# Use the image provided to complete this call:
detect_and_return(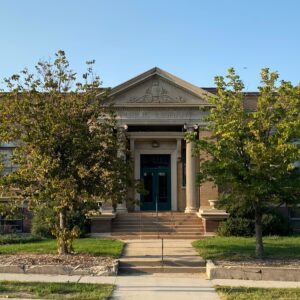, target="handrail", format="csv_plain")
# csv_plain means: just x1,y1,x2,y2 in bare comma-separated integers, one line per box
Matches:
161,237,164,267
139,210,142,240
156,195,159,238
